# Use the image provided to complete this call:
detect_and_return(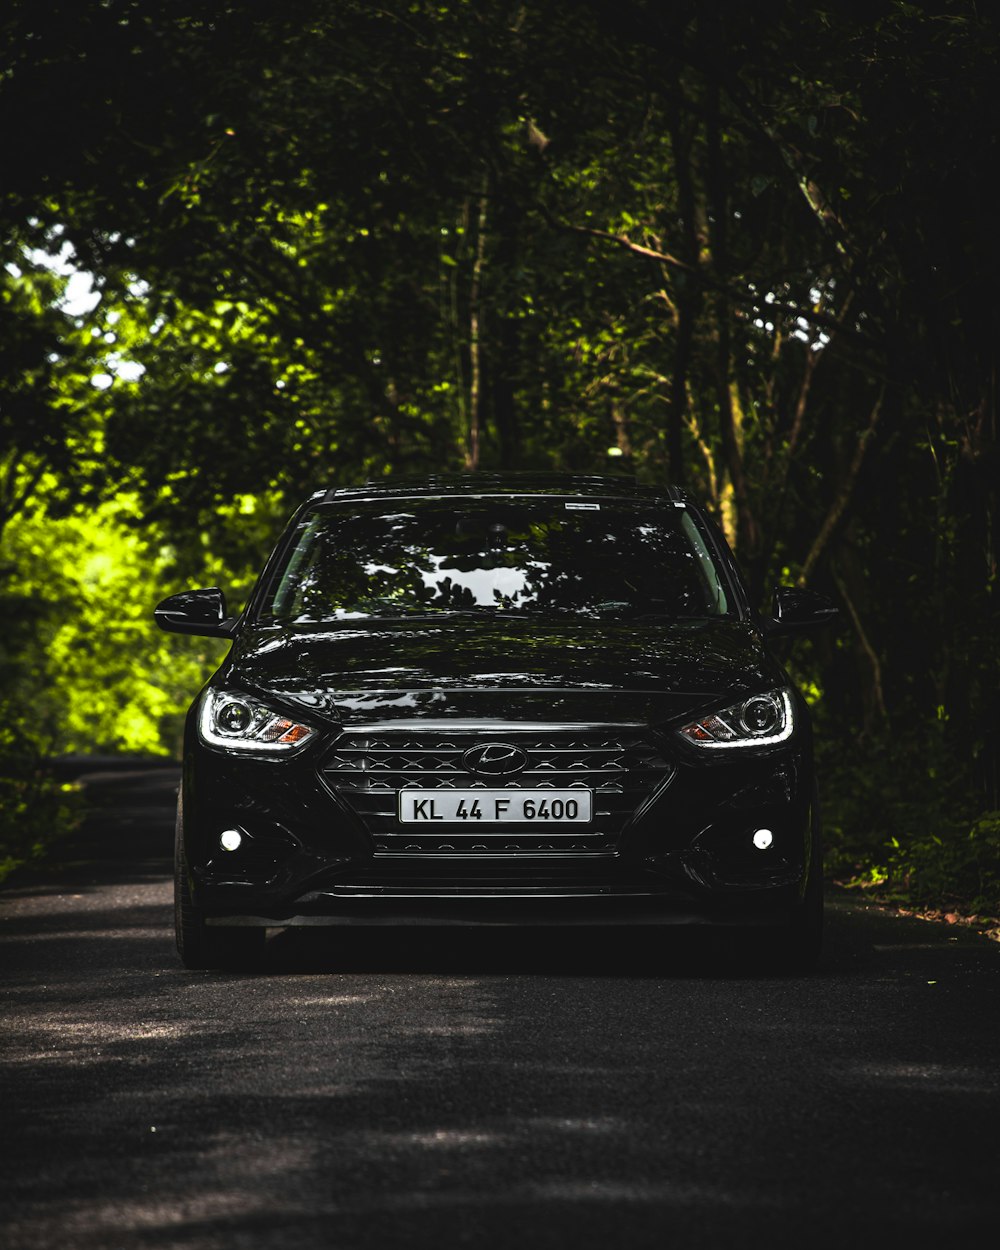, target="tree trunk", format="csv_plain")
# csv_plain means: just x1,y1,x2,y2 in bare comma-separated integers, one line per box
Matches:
704,84,759,562
464,175,489,471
